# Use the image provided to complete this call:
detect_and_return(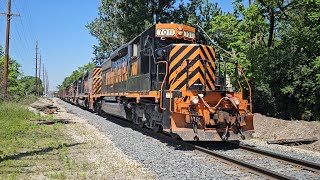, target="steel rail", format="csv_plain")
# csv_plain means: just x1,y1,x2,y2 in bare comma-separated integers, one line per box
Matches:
94,111,293,179
238,143,320,172
192,145,293,180
62,100,296,179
